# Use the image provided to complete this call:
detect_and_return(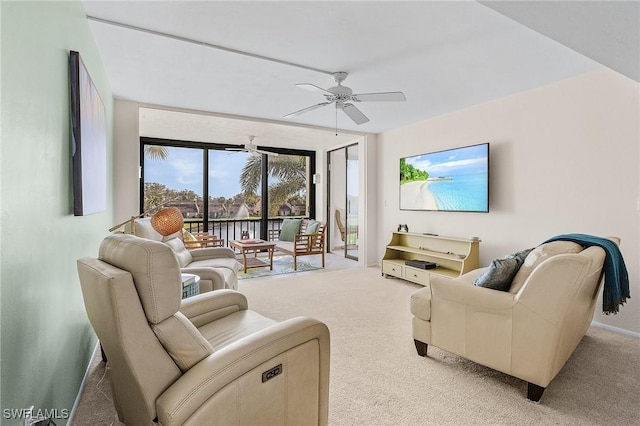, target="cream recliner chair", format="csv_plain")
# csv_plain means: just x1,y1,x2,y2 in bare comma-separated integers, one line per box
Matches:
411,238,618,402
77,234,330,425
132,217,239,292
